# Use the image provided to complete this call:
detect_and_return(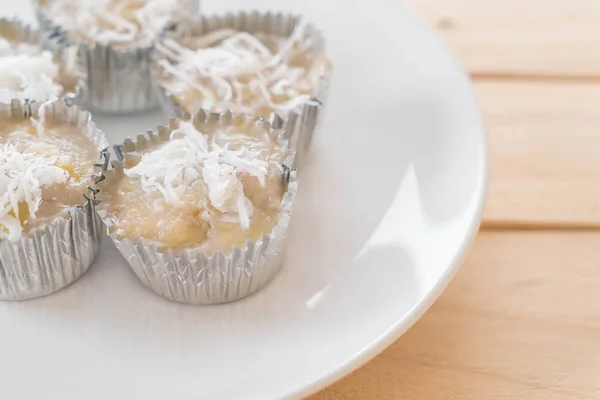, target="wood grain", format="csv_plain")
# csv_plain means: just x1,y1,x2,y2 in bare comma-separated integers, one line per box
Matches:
479,81,600,227
310,1,600,398
412,0,600,76
311,232,600,399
